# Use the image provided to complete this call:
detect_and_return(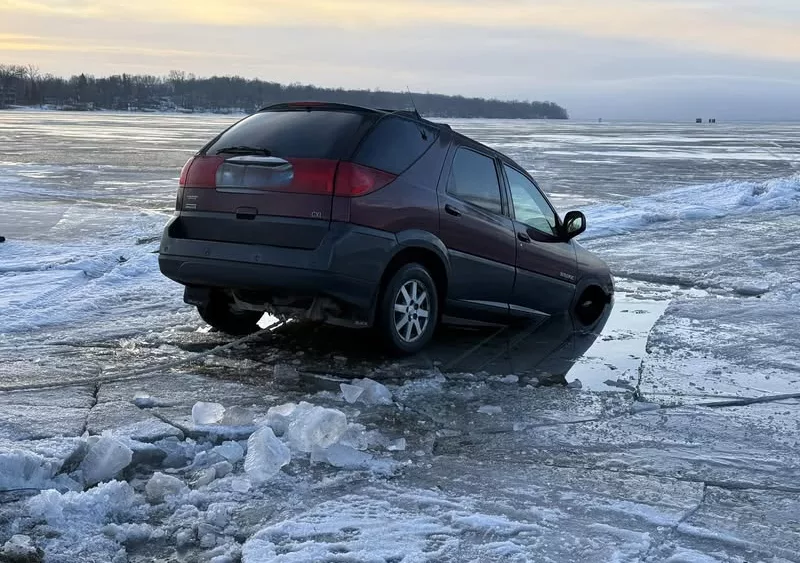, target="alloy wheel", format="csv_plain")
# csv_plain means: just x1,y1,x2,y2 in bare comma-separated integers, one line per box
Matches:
392,279,430,343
